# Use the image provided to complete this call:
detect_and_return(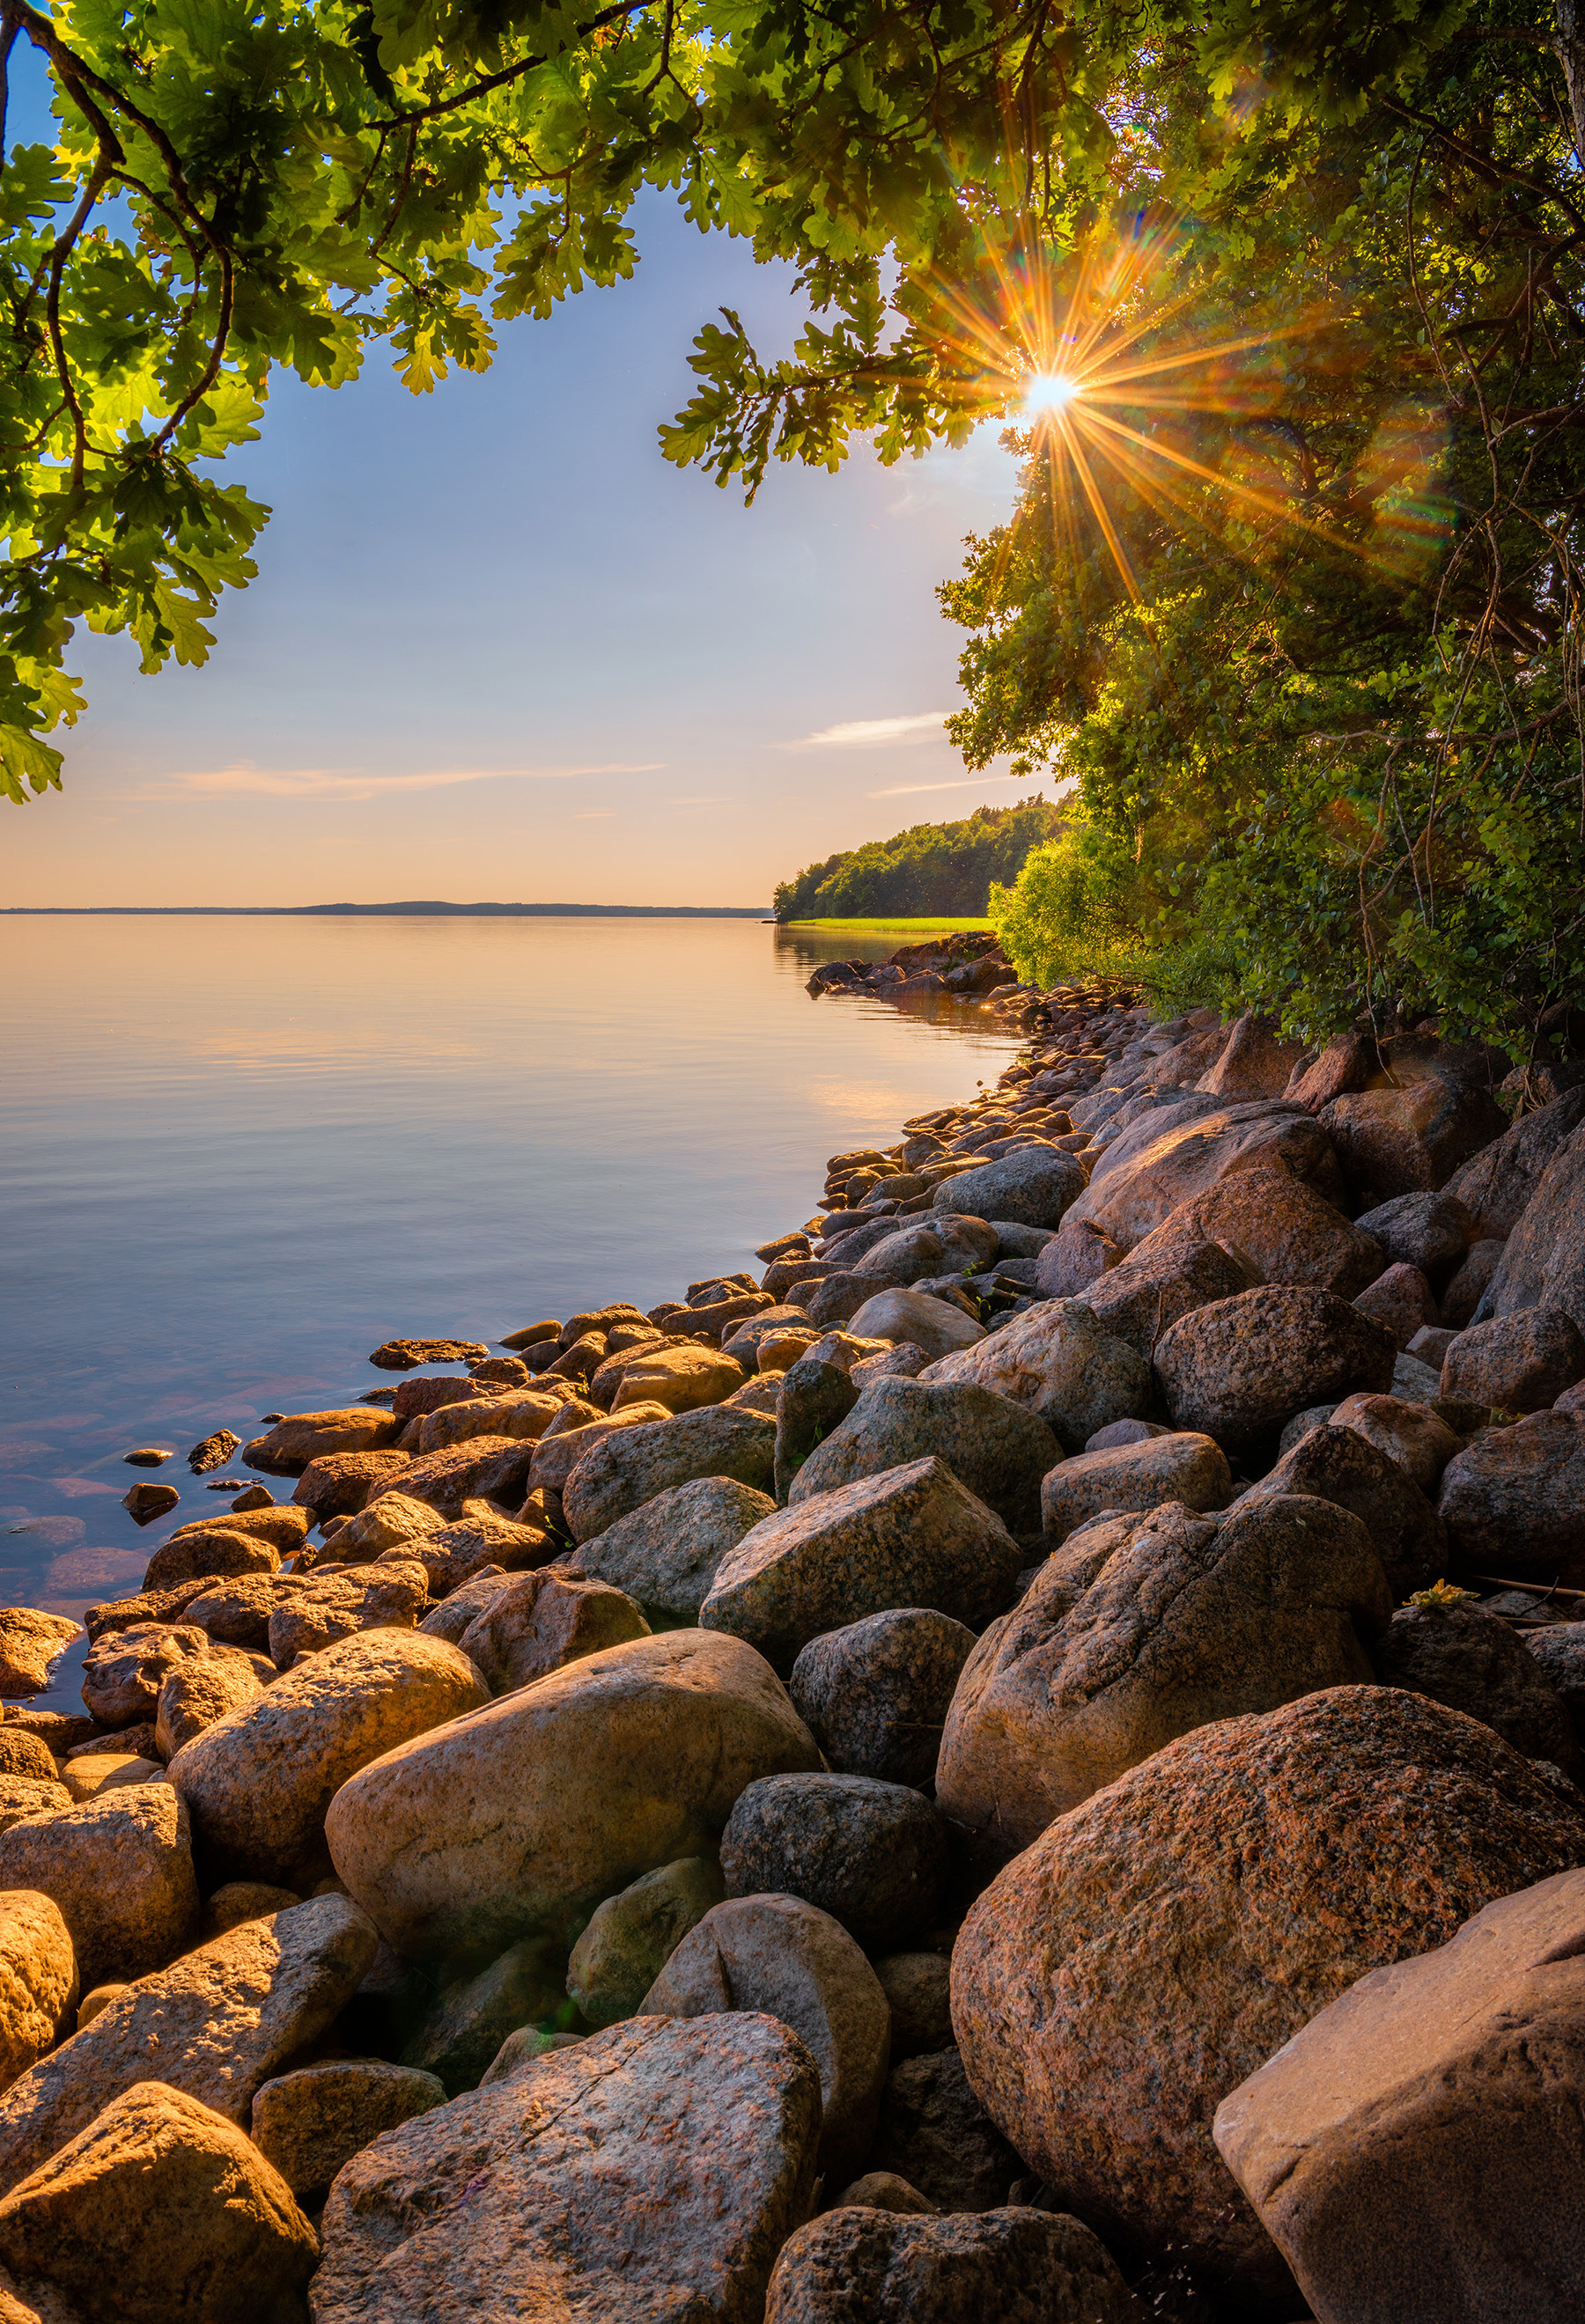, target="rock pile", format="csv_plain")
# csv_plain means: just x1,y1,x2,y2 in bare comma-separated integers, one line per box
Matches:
6,960,1585,2320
